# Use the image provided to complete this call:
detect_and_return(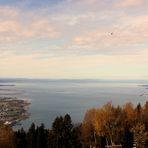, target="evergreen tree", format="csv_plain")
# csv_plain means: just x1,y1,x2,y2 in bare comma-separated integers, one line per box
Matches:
71,124,82,148
49,114,74,148
36,123,48,148
62,114,73,147
27,123,36,148
15,128,27,148
51,116,64,148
